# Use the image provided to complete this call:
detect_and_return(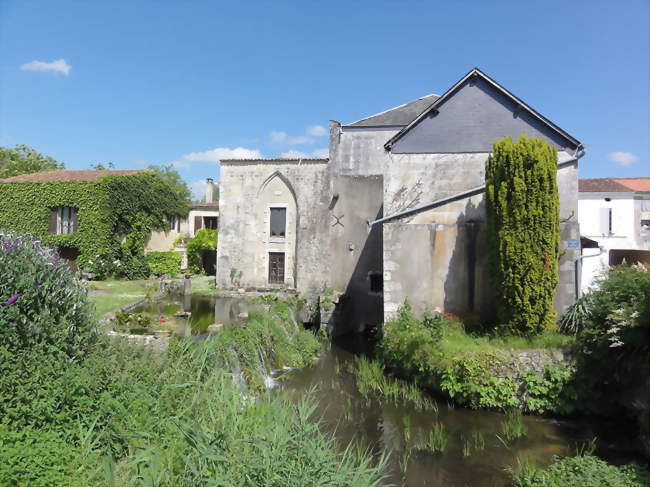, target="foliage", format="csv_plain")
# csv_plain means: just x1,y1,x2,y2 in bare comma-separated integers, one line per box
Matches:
0,173,188,279
0,305,385,485
0,426,90,487
510,453,650,487
0,144,64,179
485,136,560,335
146,250,181,276
186,228,217,273
0,232,96,358
378,303,577,413
110,311,155,333
147,163,192,204
559,294,593,335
